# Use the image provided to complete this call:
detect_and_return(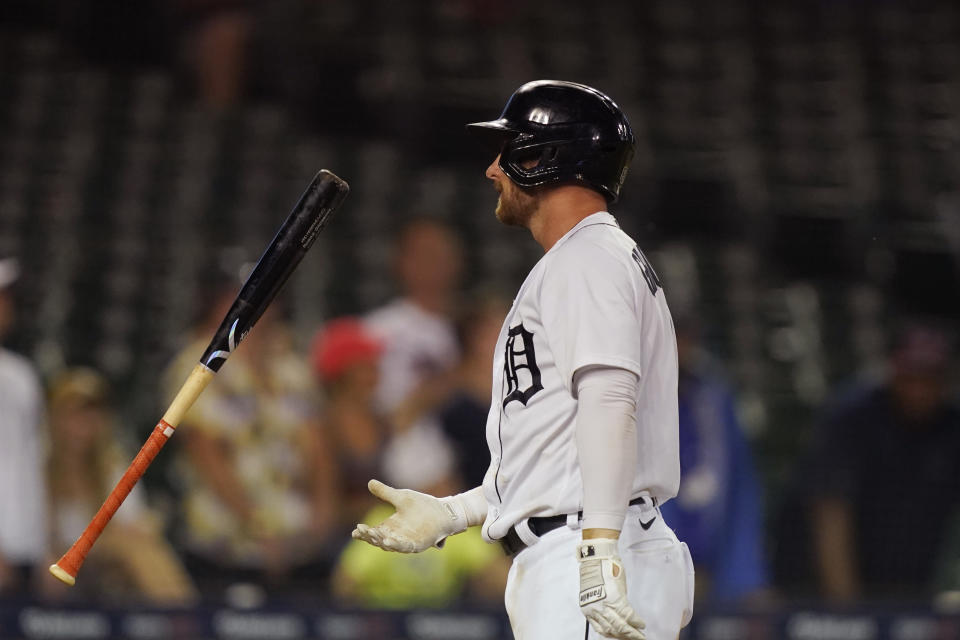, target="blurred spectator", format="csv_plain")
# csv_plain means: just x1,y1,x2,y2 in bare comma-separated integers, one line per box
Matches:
0,258,48,597
164,276,338,601
310,317,387,530
362,219,466,514
45,368,197,605
658,317,770,605
365,218,464,423
175,0,253,109
805,319,960,602
436,293,510,489
332,434,508,609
